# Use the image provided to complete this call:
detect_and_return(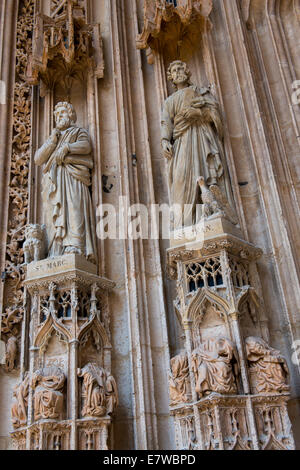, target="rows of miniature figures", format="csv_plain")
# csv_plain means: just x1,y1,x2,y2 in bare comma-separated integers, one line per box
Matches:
11,363,118,429
169,336,289,405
